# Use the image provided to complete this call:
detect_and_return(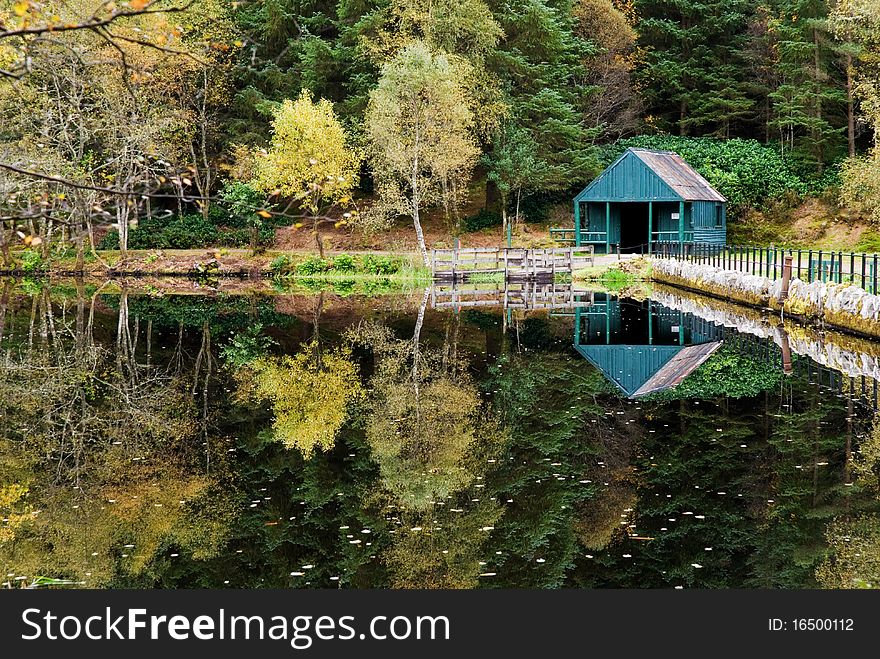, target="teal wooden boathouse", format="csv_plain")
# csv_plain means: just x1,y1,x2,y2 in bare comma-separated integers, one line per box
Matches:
567,148,727,254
